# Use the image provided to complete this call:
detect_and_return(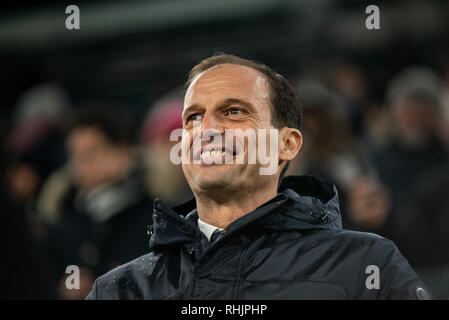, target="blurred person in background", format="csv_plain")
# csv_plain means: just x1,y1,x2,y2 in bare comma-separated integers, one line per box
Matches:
289,79,392,236
140,90,192,207
330,61,370,138
371,67,448,204
1,84,70,299
366,66,449,299
371,67,449,299
4,84,70,230
1,158,58,299
40,105,153,299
